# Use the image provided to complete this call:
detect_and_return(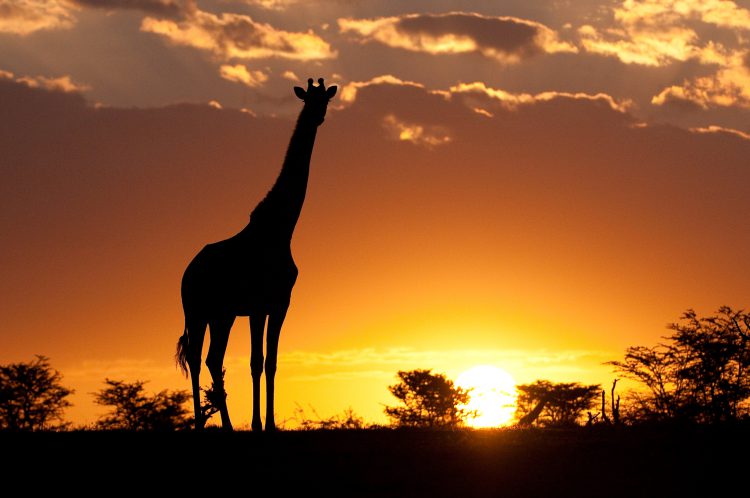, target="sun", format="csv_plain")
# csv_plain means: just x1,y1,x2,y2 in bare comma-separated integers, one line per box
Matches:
456,365,518,428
